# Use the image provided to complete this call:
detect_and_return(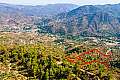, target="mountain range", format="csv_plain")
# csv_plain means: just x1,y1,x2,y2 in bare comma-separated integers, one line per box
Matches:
0,3,120,37
0,3,78,16
36,4,120,37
